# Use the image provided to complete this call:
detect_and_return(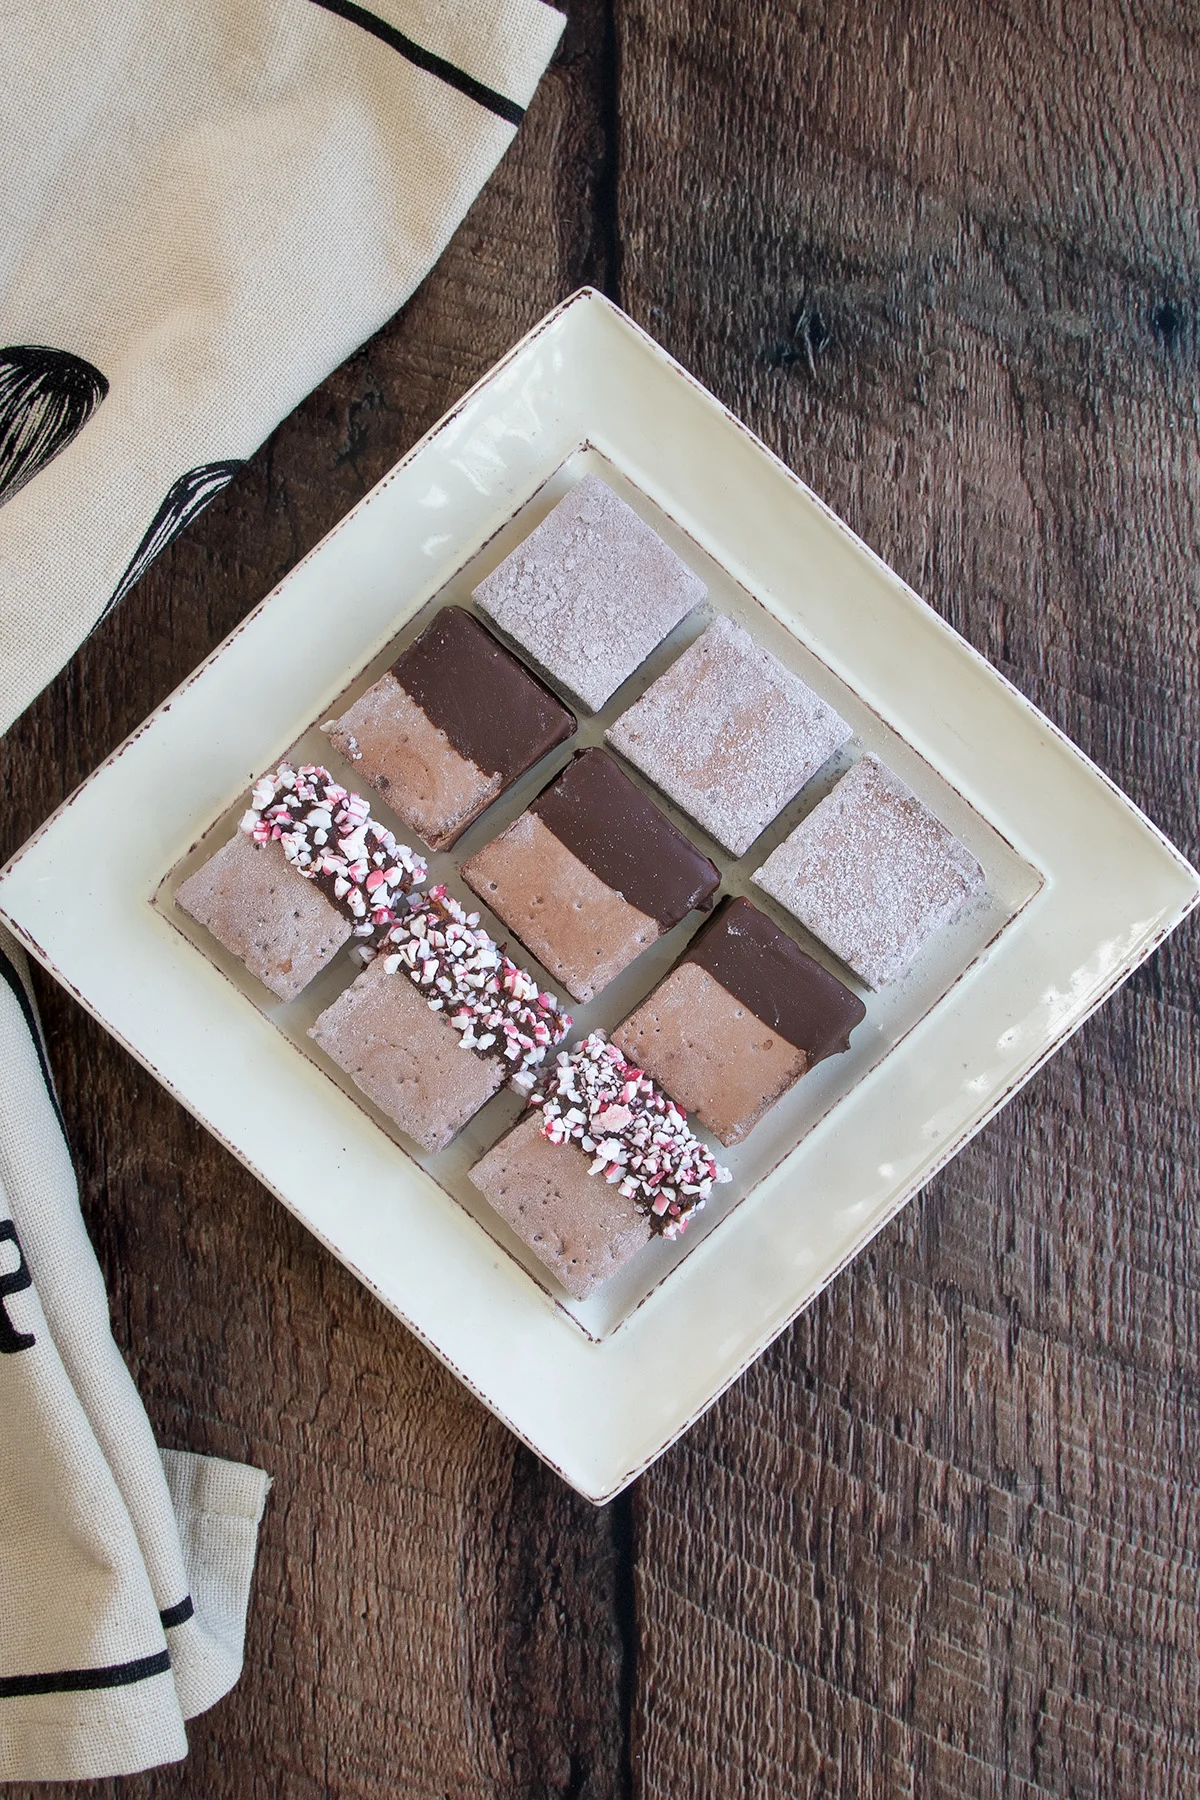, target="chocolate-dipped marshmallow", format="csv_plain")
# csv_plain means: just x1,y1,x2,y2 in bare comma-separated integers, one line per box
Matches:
470,1032,730,1299
460,748,720,1004
176,764,426,1001
323,607,575,850
612,897,865,1145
